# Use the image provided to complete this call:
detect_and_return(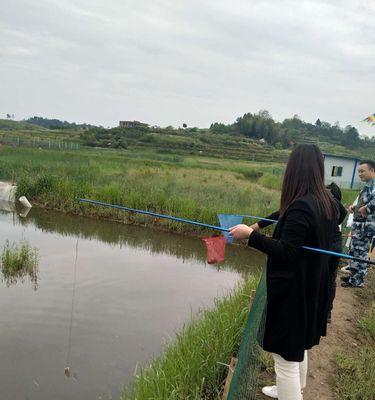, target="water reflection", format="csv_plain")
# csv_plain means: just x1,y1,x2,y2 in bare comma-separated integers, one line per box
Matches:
9,207,265,274
0,200,31,217
0,200,15,213
0,204,265,400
